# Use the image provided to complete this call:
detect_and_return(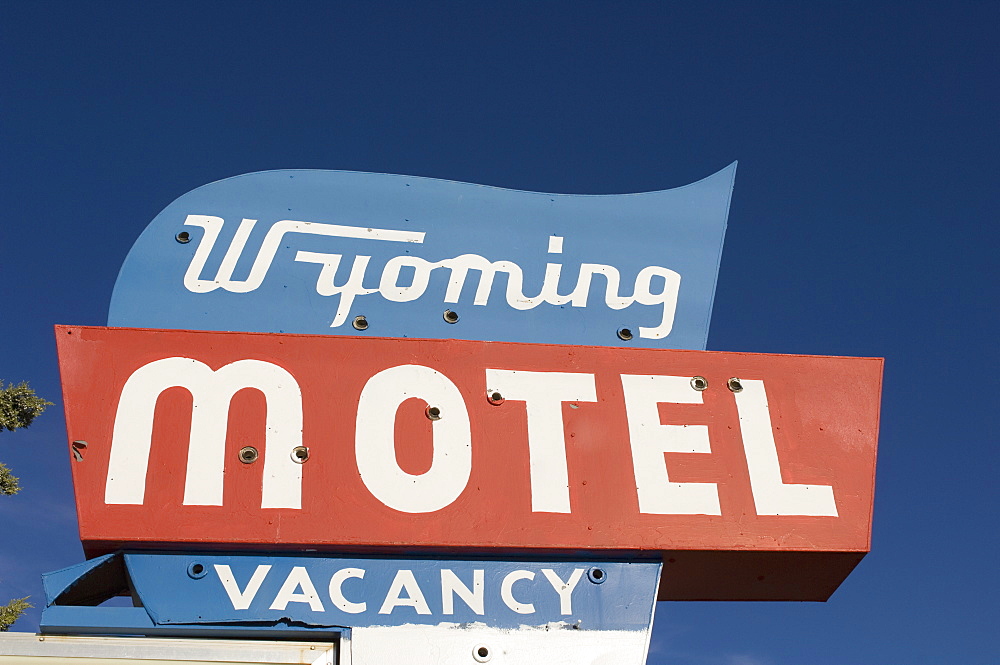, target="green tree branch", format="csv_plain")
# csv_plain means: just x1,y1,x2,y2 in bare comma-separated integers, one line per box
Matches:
0,598,32,632
0,462,20,496
0,381,52,432
0,380,51,630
